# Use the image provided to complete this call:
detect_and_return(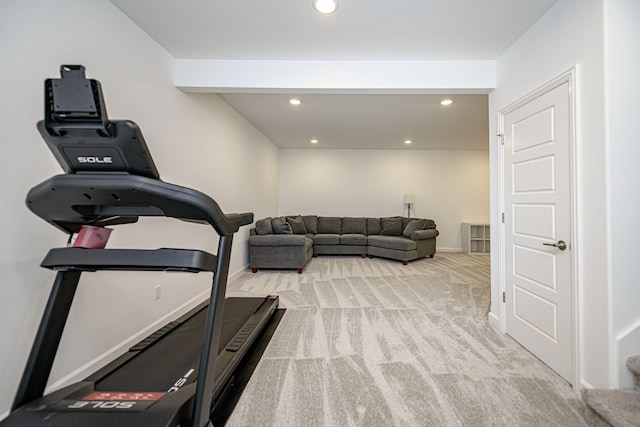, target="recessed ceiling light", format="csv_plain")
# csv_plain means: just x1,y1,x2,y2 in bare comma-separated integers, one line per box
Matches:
312,0,339,14
404,140,412,145
289,98,302,105
310,139,319,144
440,99,453,106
